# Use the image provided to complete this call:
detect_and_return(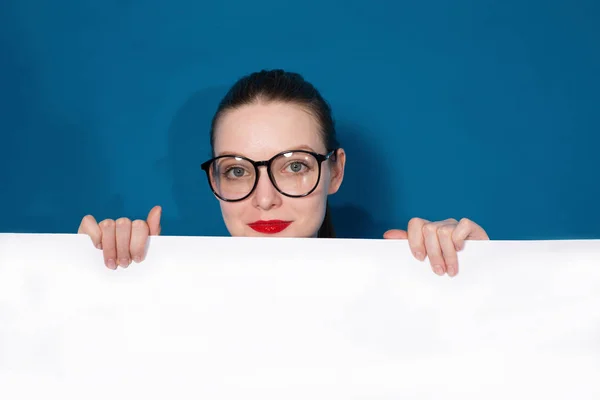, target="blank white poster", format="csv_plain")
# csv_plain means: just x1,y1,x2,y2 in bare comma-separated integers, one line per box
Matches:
1,233,599,399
